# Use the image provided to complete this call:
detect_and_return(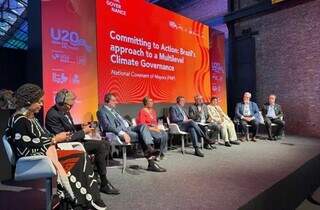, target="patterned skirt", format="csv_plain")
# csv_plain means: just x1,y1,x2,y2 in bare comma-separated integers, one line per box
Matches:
57,150,100,208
